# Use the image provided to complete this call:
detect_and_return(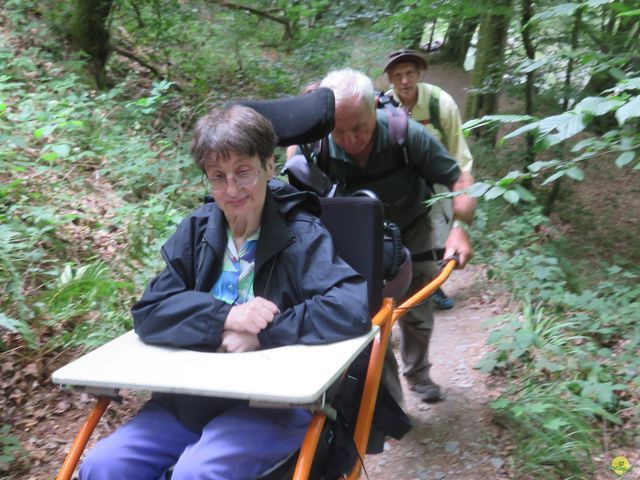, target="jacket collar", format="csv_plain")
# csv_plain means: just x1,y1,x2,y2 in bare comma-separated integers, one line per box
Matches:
202,190,294,275
203,205,227,258
255,190,294,273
